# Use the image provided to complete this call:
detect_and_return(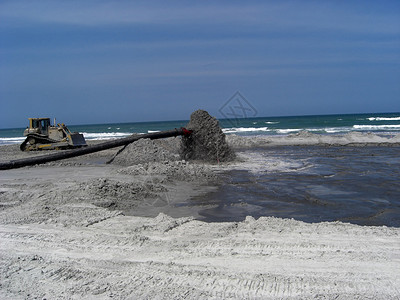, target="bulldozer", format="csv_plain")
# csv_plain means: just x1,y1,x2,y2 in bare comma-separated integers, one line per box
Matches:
20,118,87,151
